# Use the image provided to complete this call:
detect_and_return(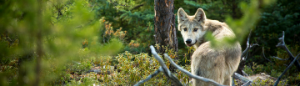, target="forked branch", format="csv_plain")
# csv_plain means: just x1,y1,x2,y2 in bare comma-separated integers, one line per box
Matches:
134,45,226,86
164,53,225,86
242,30,259,57
275,31,300,69
135,45,254,86
134,45,183,86
237,30,258,76
134,67,162,86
